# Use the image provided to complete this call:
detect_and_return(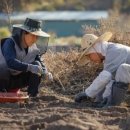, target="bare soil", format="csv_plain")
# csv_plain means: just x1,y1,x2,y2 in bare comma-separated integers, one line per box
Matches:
0,51,129,130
